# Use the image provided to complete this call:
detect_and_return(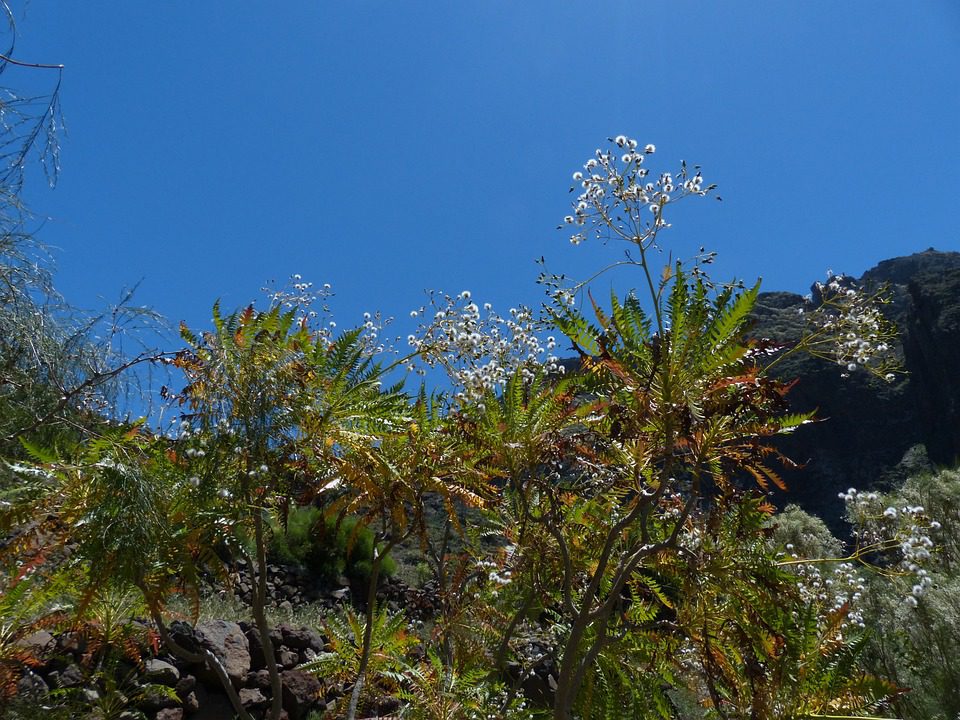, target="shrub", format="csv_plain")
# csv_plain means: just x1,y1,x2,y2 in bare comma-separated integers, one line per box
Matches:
269,505,396,585
769,503,843,560
857,467,960,719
